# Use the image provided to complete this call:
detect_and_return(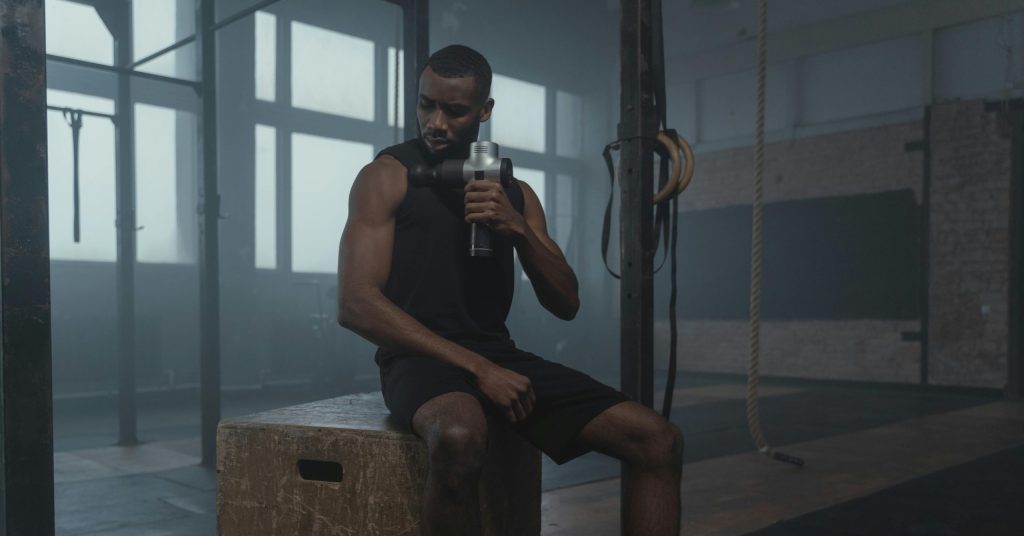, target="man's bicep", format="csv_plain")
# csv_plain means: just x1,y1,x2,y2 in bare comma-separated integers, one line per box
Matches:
340,218,393,291
338,164,403,292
